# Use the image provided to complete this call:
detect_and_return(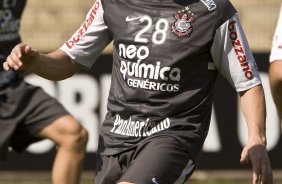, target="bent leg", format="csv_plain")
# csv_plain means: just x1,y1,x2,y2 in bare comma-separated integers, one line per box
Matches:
36,115,88,184
269,60,282,119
